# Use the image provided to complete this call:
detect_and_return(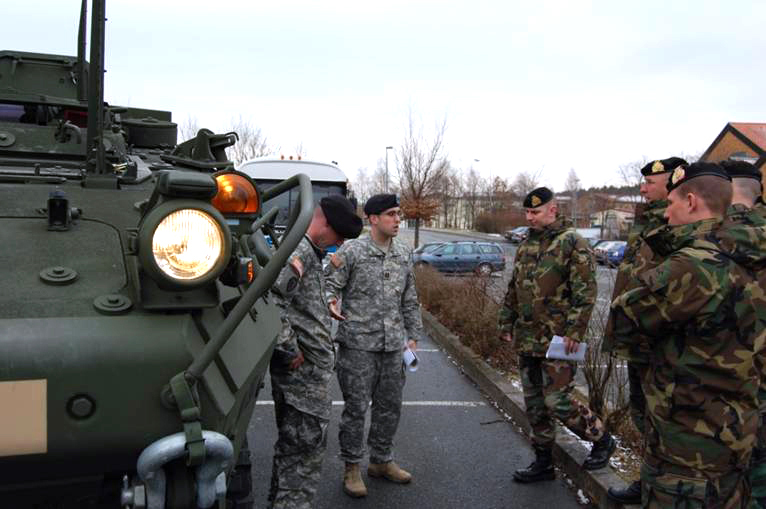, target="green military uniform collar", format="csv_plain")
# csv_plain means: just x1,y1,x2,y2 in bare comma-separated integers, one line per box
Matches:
528,215,572,240
364,235,401,258
646,218,721,257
